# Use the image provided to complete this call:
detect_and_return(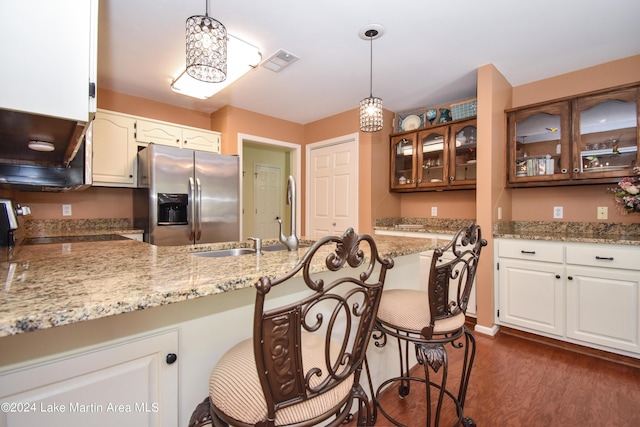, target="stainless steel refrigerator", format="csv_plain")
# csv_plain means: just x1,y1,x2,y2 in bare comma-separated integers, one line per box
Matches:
134,144,240,246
